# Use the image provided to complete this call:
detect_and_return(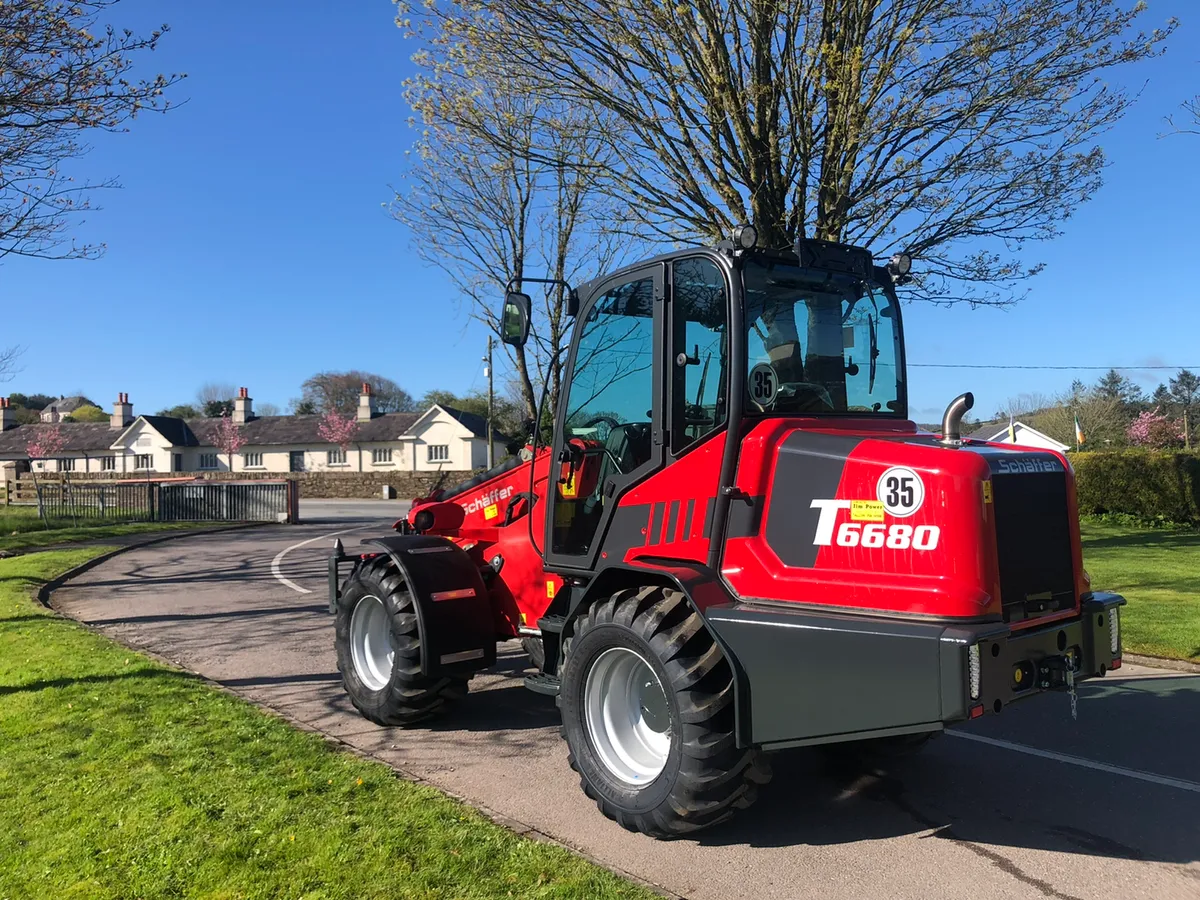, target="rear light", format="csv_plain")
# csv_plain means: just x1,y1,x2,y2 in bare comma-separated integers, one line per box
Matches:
968,643,981,700
969,704,985,719
1109,609,1120,655
1110,658,1122,670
